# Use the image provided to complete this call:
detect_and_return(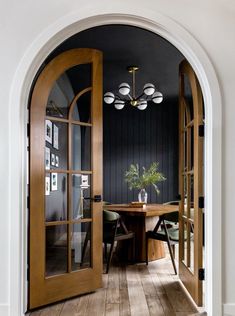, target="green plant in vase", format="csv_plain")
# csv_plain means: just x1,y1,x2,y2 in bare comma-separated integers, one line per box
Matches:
124,162,166,204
